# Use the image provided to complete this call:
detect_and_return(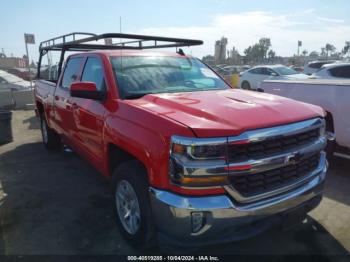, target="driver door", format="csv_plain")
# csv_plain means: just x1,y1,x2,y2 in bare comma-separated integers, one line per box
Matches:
70,56,107,165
